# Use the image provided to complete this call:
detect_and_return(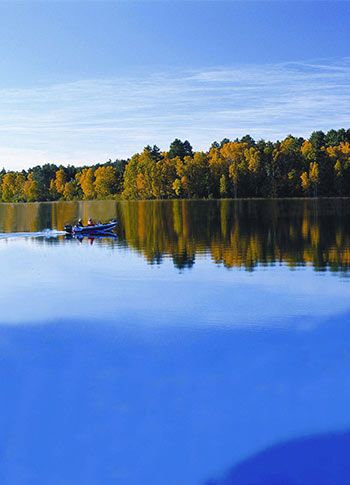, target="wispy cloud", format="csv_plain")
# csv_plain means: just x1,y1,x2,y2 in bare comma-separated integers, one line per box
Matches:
0,58,350,169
